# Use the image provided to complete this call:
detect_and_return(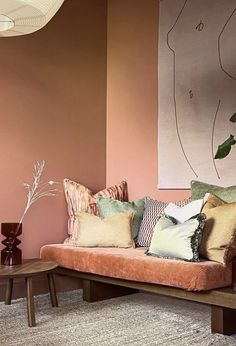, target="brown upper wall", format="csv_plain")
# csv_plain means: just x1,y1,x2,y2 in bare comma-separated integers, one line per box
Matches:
0,0,107,257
